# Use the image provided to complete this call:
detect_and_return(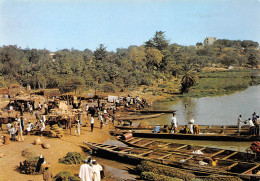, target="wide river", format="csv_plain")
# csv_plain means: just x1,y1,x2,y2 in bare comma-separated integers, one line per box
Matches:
131,85,260,151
